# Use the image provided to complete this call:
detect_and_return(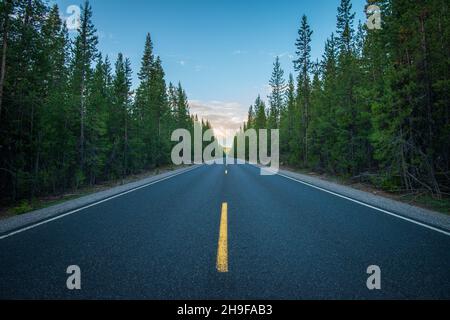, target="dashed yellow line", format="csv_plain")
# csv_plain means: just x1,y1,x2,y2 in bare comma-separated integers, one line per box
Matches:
216,203,228,273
